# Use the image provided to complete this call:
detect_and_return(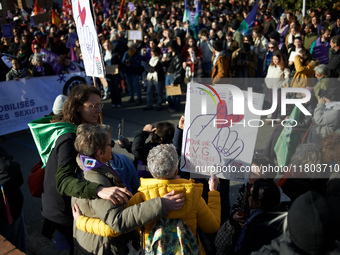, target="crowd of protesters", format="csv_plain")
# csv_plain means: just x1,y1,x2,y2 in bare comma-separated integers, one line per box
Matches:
1,0,340,254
